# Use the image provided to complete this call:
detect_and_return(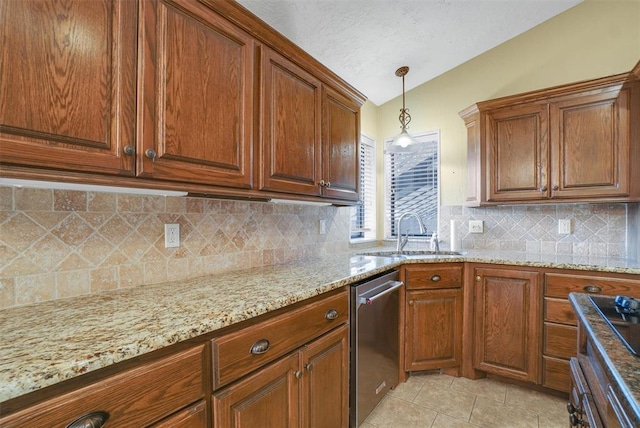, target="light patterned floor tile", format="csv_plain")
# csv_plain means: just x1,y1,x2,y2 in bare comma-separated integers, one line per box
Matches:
451,376,507,403
413,379,477,421
365,396,437,428
469,396,539,428
431,413,481,427
506,384,567,414
387,374,430,402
